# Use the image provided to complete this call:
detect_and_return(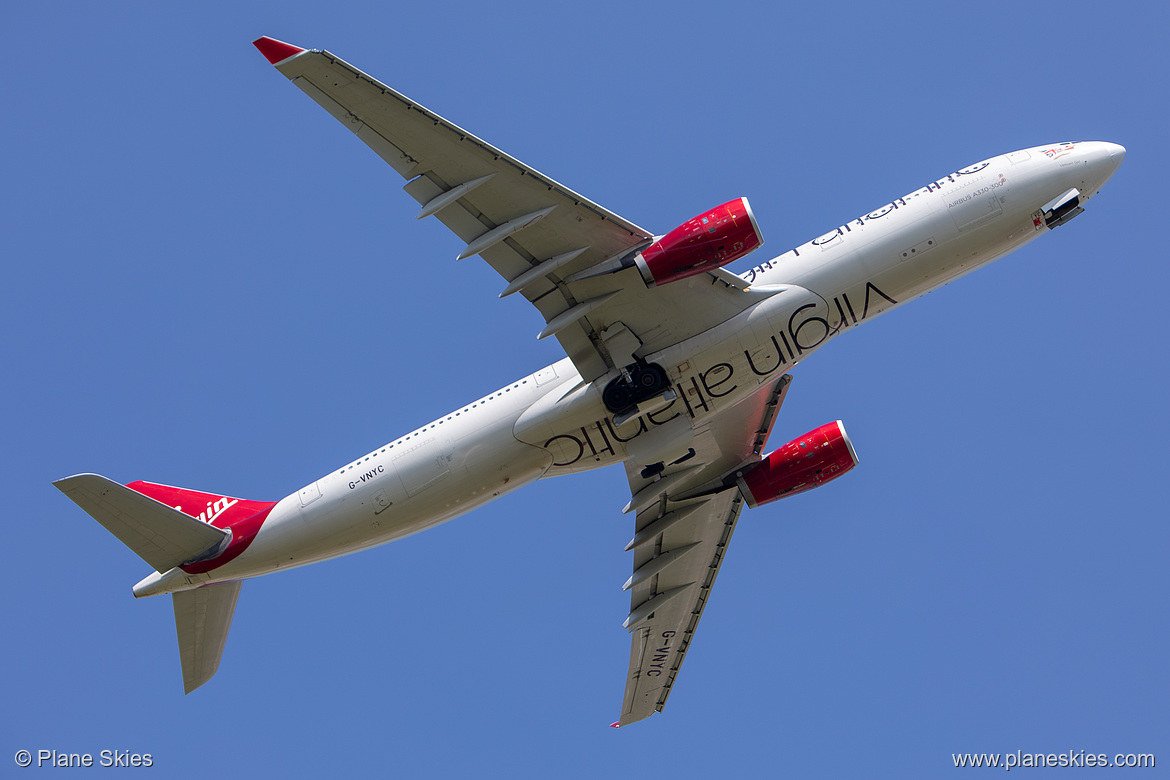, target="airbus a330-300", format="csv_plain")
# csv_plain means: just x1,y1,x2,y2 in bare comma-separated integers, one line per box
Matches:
55,36,1125,726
